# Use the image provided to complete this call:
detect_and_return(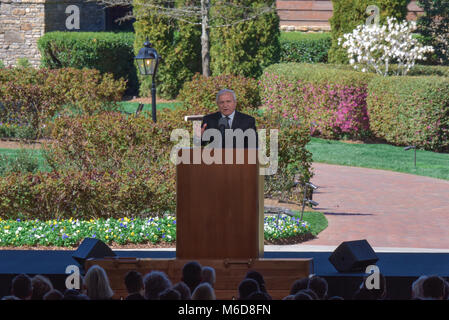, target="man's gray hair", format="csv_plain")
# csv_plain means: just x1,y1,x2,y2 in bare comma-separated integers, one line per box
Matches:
216,89,237,104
